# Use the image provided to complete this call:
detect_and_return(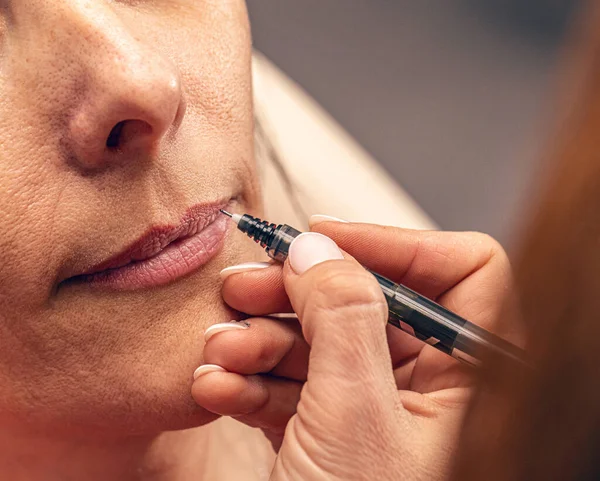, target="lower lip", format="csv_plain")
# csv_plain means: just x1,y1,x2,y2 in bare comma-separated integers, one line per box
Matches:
75,215,230,291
